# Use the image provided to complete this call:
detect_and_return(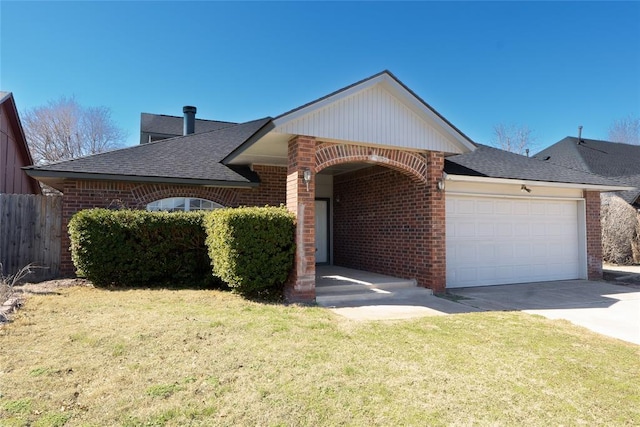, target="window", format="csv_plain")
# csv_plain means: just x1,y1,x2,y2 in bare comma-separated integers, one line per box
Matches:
146,197,223,212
